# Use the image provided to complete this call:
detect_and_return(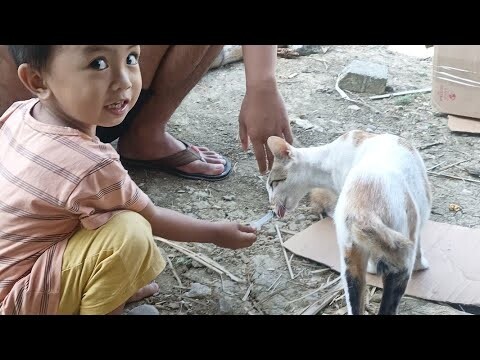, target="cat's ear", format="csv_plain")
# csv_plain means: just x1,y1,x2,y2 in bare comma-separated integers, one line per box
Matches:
267,136,294,159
